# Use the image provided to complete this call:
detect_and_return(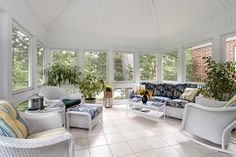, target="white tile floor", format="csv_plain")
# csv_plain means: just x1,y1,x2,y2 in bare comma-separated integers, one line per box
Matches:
71,105,236,157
